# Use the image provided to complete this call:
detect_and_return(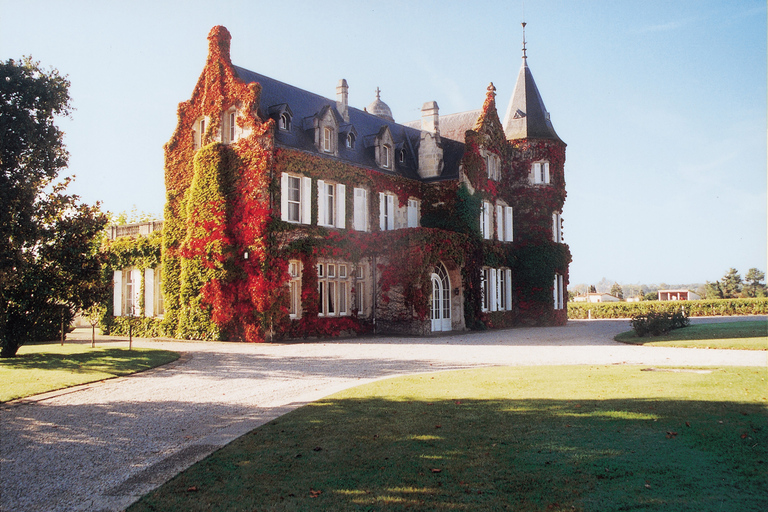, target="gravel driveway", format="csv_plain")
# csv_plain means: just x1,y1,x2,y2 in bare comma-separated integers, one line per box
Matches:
1,317,765,512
